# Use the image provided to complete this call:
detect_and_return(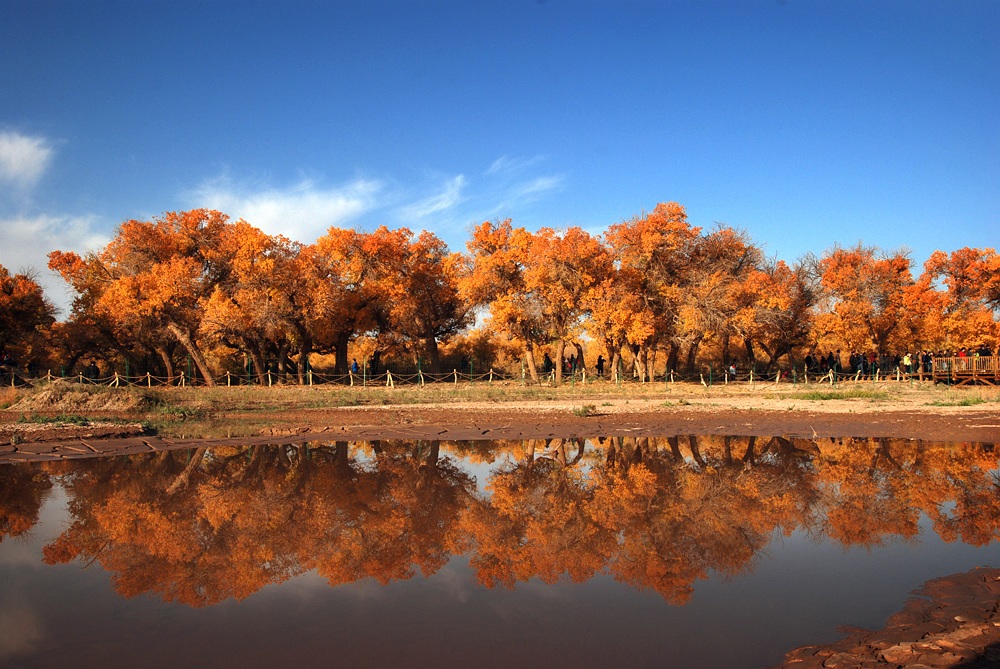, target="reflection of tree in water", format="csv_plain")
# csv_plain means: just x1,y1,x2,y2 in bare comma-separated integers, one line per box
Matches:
463,435,819,603
0,464,52,542
817,438,1000,548
3,436,994,607
462,437,608,588
39,441,476,606
305,440,476,586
